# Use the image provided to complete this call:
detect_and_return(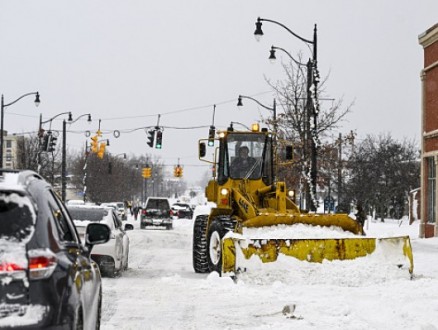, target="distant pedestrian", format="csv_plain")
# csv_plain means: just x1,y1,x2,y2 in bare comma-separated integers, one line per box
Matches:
355,201,366,235
133,206,139,220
